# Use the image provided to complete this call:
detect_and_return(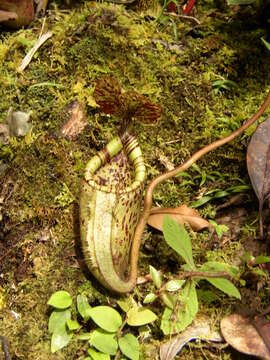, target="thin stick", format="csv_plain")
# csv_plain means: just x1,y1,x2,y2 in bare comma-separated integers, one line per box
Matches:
17,30,53,73
177,270,232,280
164,11,200,25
